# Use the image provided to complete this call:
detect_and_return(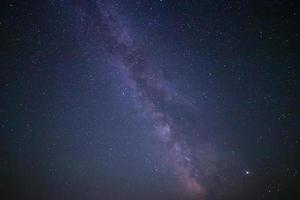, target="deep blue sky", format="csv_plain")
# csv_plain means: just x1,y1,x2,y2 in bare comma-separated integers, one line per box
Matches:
1,0,299,200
